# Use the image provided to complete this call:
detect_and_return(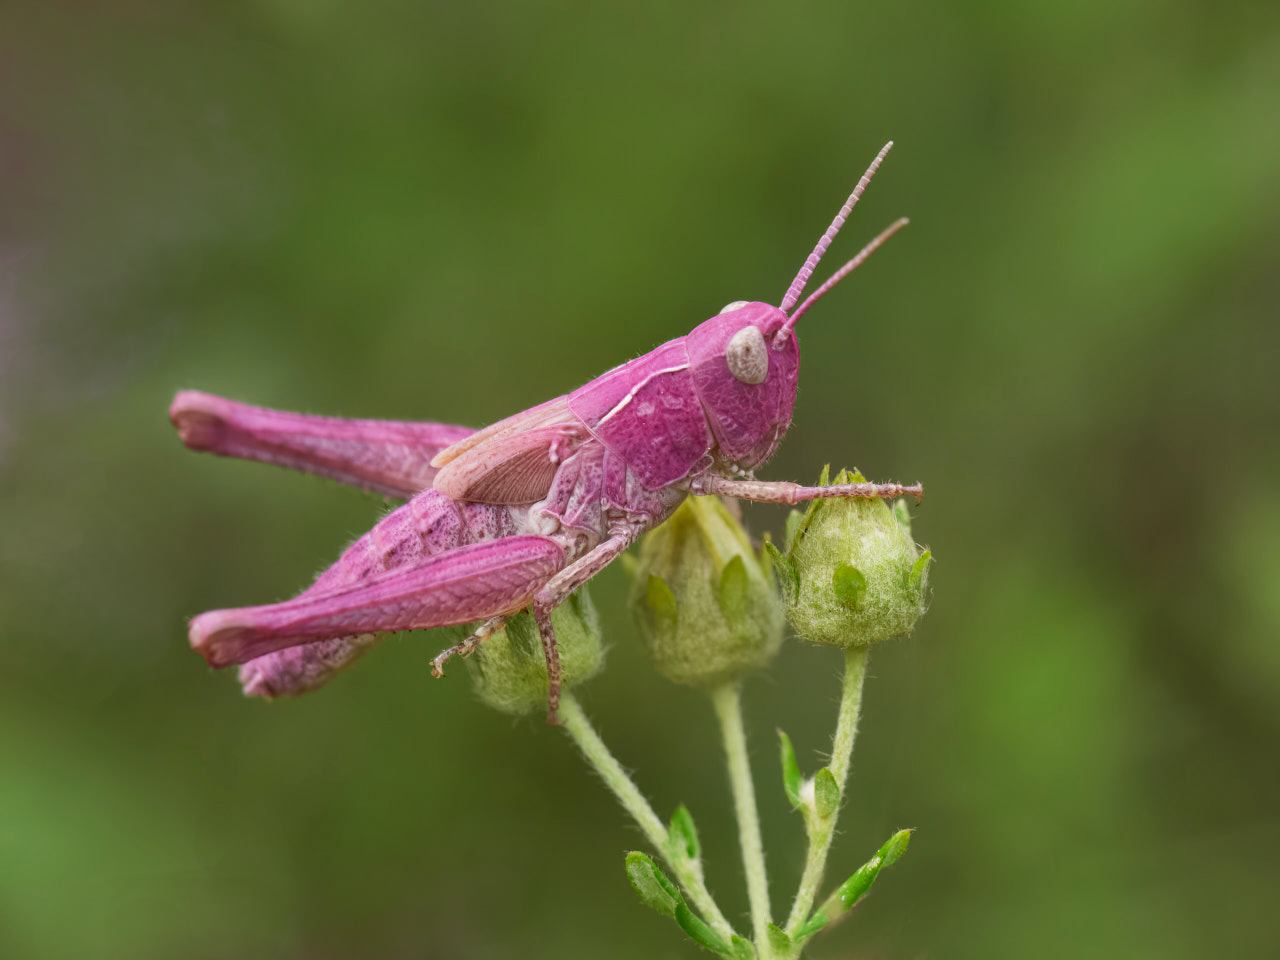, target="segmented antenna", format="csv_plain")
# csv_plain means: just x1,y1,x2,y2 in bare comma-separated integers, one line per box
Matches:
779,141,894,314
783,217,909,330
